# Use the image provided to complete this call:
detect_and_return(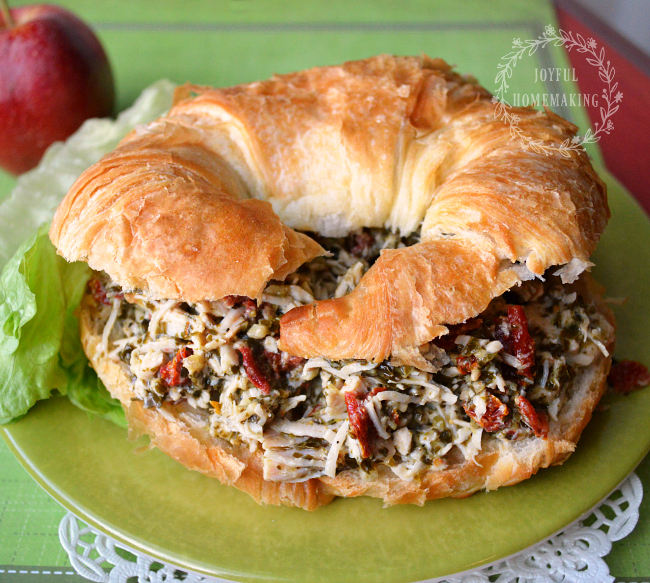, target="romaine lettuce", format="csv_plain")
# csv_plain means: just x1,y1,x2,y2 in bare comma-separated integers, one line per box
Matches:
0,225,125,426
